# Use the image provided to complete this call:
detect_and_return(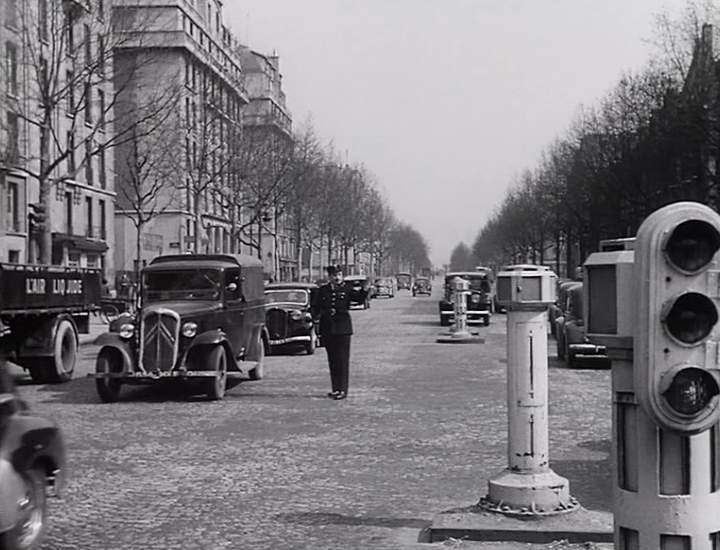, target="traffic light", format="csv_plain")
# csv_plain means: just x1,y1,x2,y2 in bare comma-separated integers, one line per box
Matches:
28,203,46,233
634,201,720,434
